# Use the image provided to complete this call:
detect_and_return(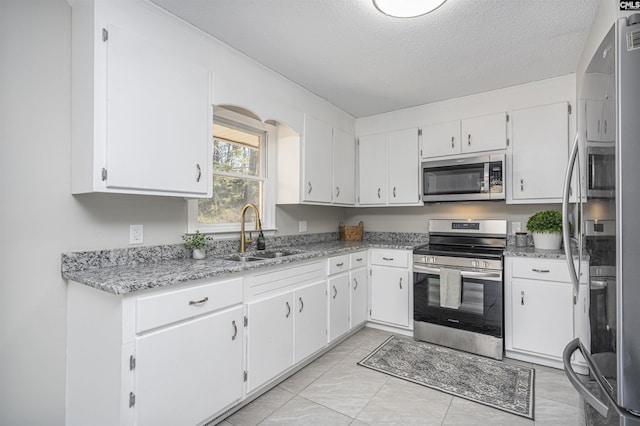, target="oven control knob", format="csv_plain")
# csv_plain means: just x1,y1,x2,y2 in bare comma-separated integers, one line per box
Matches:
471,260,479,268
429,256,436,263
483,261,489,268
